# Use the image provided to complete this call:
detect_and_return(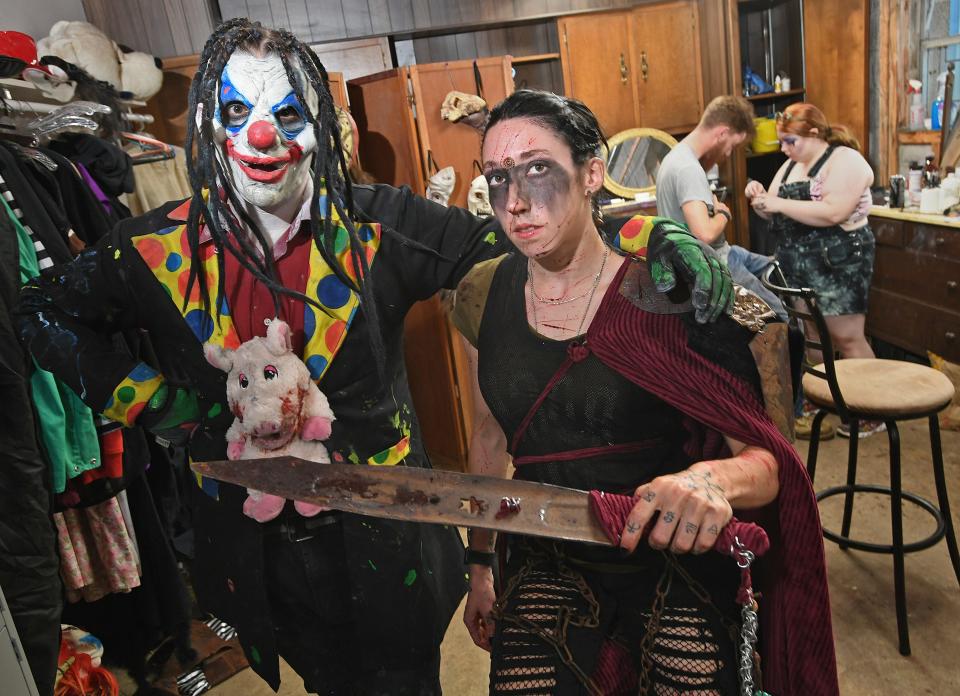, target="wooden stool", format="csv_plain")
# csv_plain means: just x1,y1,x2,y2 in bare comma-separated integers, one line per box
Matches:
763,264,960,655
